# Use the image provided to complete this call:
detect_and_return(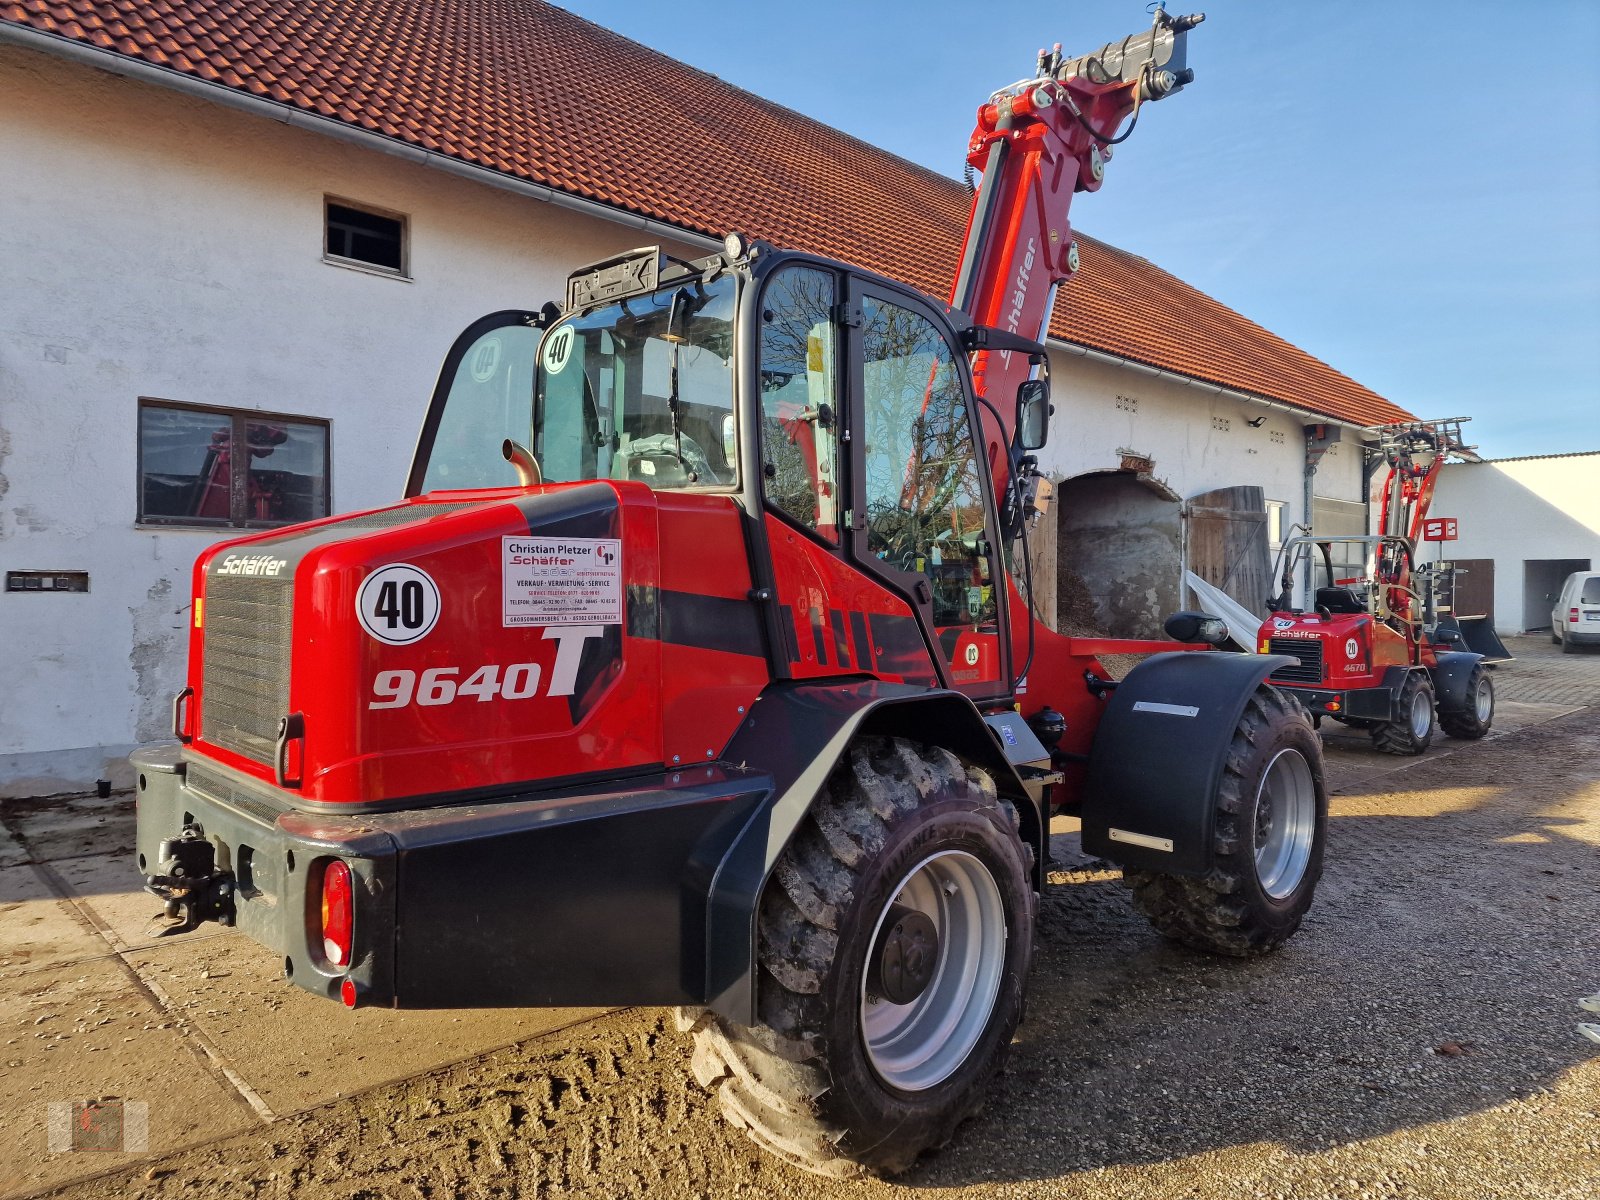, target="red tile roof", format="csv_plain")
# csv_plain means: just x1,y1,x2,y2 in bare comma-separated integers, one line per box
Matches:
2,0,1413,426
